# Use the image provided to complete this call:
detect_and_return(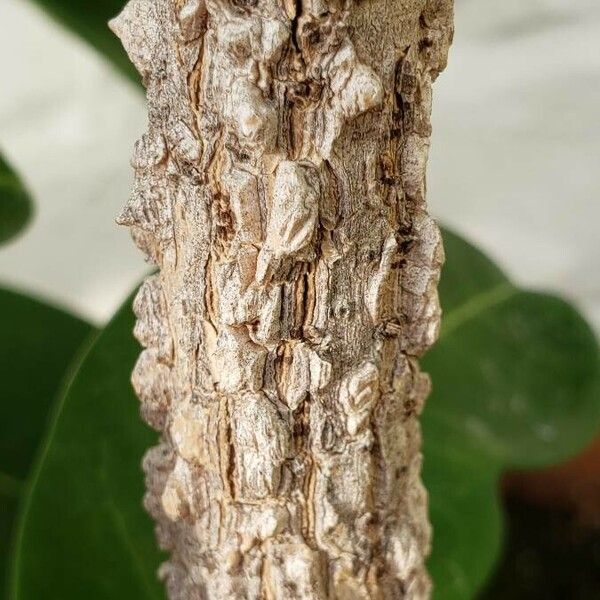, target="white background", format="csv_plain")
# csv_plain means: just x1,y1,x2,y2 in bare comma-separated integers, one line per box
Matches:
0,0,599,331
